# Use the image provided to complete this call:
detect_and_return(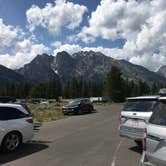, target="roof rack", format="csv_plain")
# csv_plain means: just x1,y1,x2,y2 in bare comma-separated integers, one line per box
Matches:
0,96,16,103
